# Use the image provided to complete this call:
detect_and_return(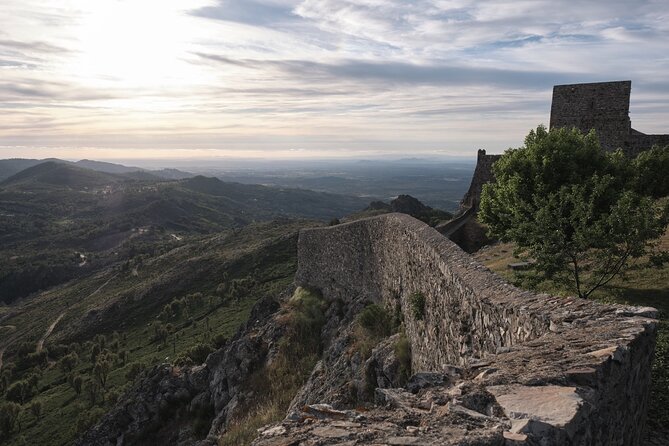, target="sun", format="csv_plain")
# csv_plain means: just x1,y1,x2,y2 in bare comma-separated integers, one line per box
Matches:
70,0,212,89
